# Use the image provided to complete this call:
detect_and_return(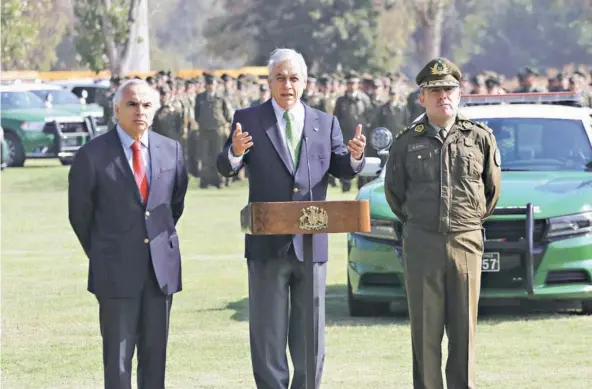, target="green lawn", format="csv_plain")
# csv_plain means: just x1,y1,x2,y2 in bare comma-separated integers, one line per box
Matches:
2,160,591,389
